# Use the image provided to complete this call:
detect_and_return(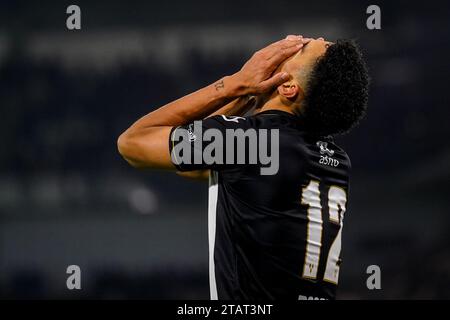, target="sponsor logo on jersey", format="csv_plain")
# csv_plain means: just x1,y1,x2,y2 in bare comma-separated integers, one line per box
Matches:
316,141,339,167
317,141,334,156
